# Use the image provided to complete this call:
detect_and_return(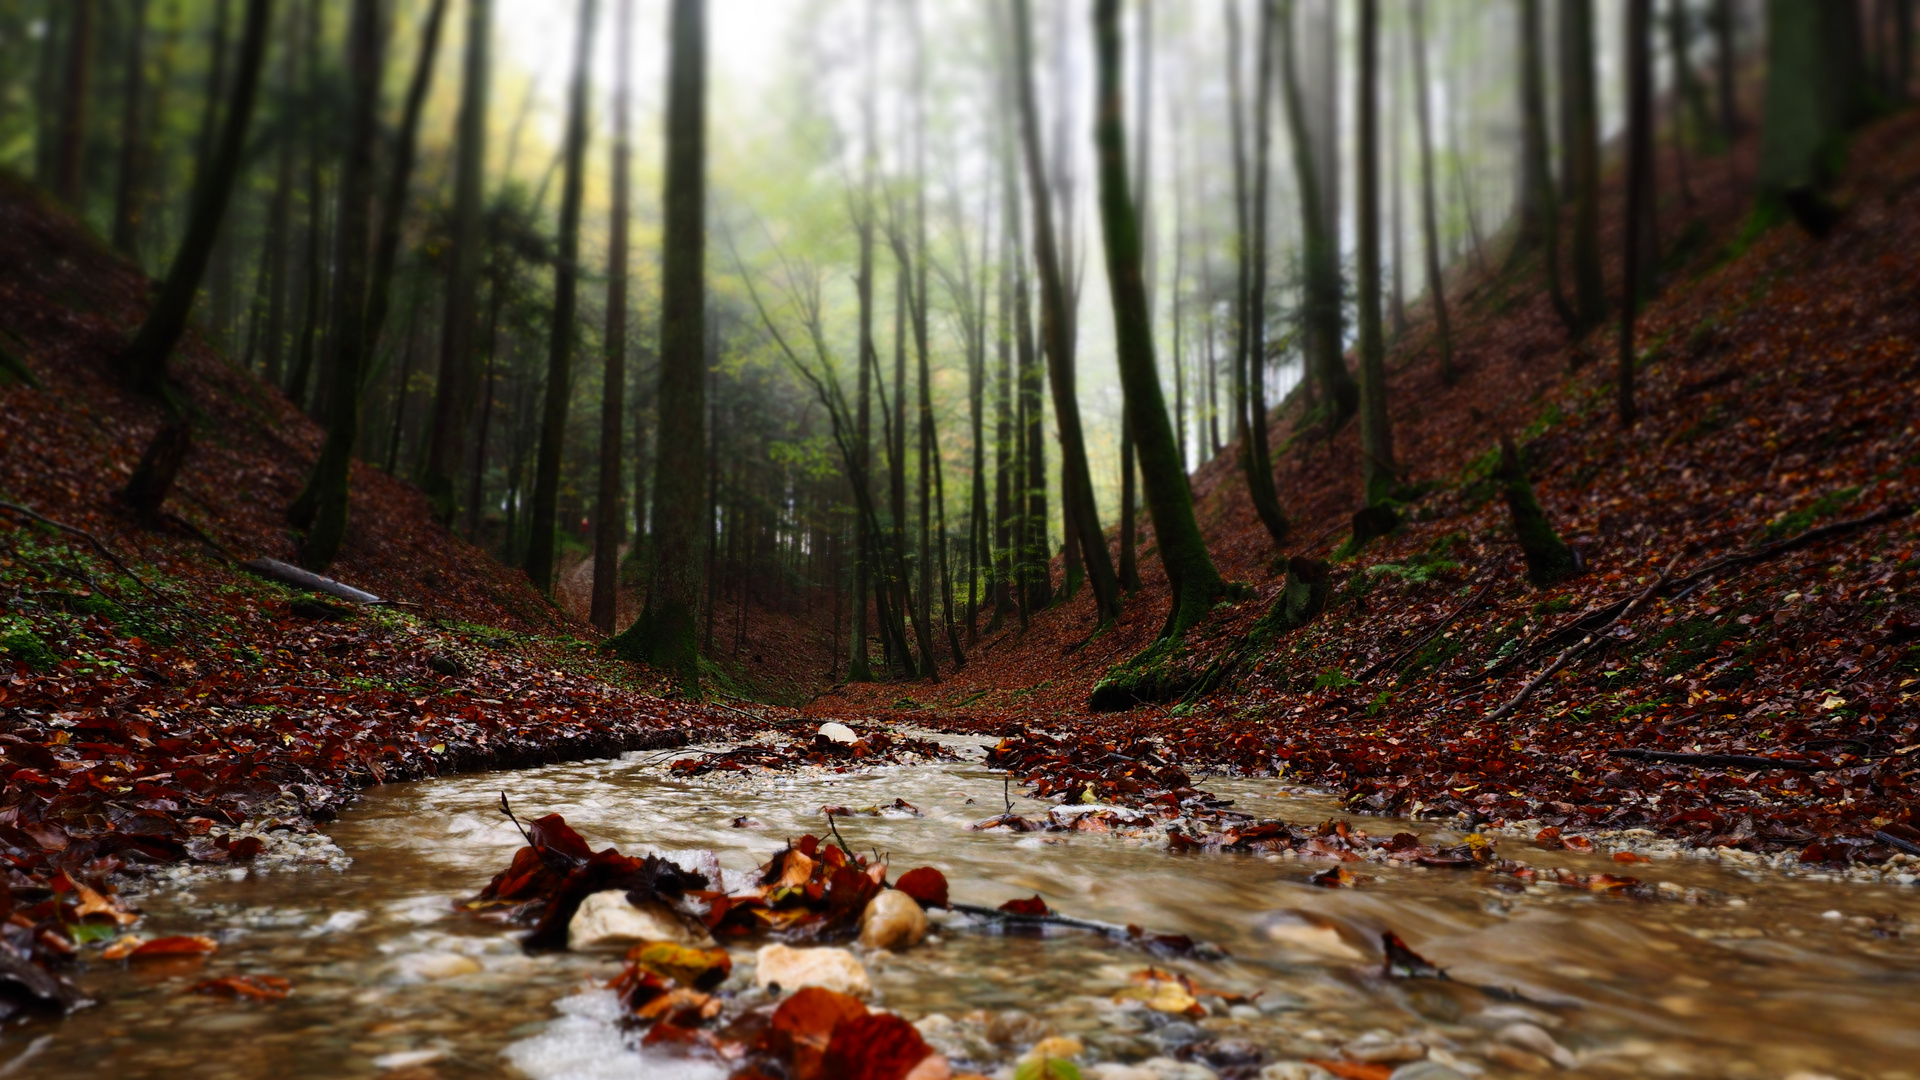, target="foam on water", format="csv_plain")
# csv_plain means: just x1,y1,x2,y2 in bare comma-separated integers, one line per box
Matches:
501,989,728,1080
